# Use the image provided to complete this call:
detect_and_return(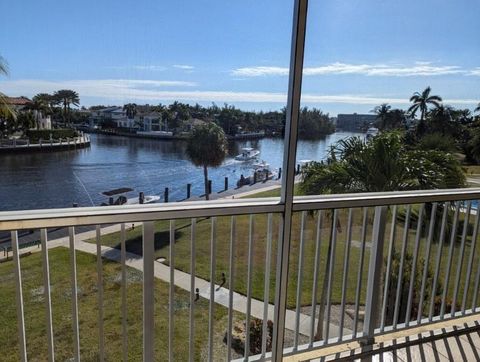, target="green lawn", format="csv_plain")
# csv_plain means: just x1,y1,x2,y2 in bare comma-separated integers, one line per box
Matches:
0,248,239,361
89,202,480,314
